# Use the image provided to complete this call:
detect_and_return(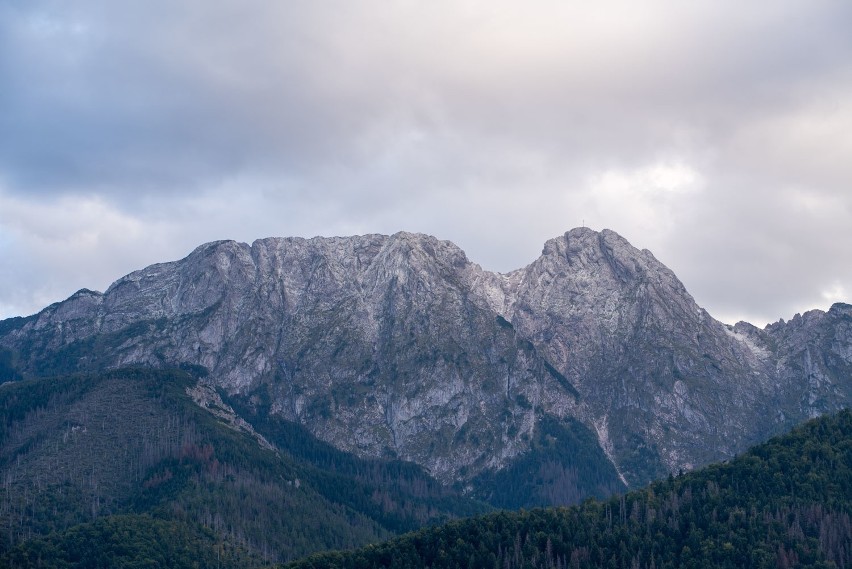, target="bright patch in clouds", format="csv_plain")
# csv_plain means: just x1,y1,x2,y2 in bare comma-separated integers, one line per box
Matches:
822,283,847,306
0,190,179,317
580,162,703,249
0,193,144,249
593,162,703,196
